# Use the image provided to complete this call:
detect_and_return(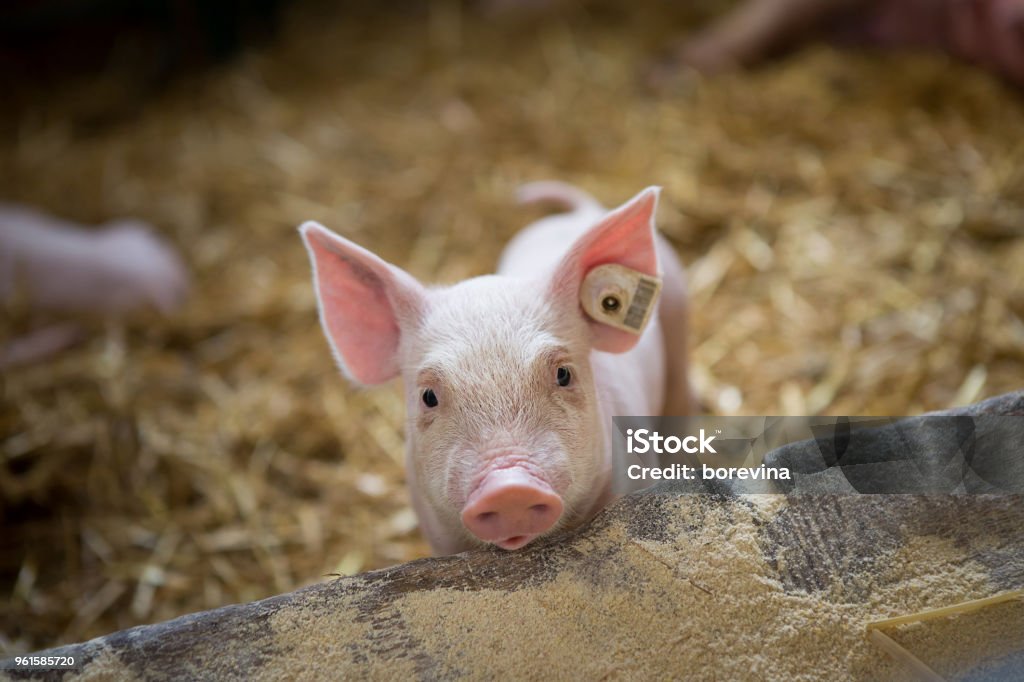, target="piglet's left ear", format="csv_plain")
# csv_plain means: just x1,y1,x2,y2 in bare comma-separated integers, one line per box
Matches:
548,187,661,354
